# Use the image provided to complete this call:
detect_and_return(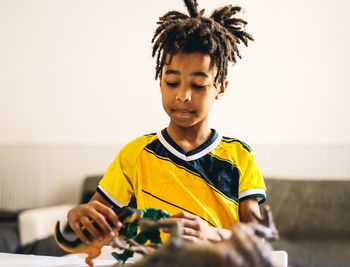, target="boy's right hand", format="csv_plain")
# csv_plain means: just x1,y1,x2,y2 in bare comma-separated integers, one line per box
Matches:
67,200,121,244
